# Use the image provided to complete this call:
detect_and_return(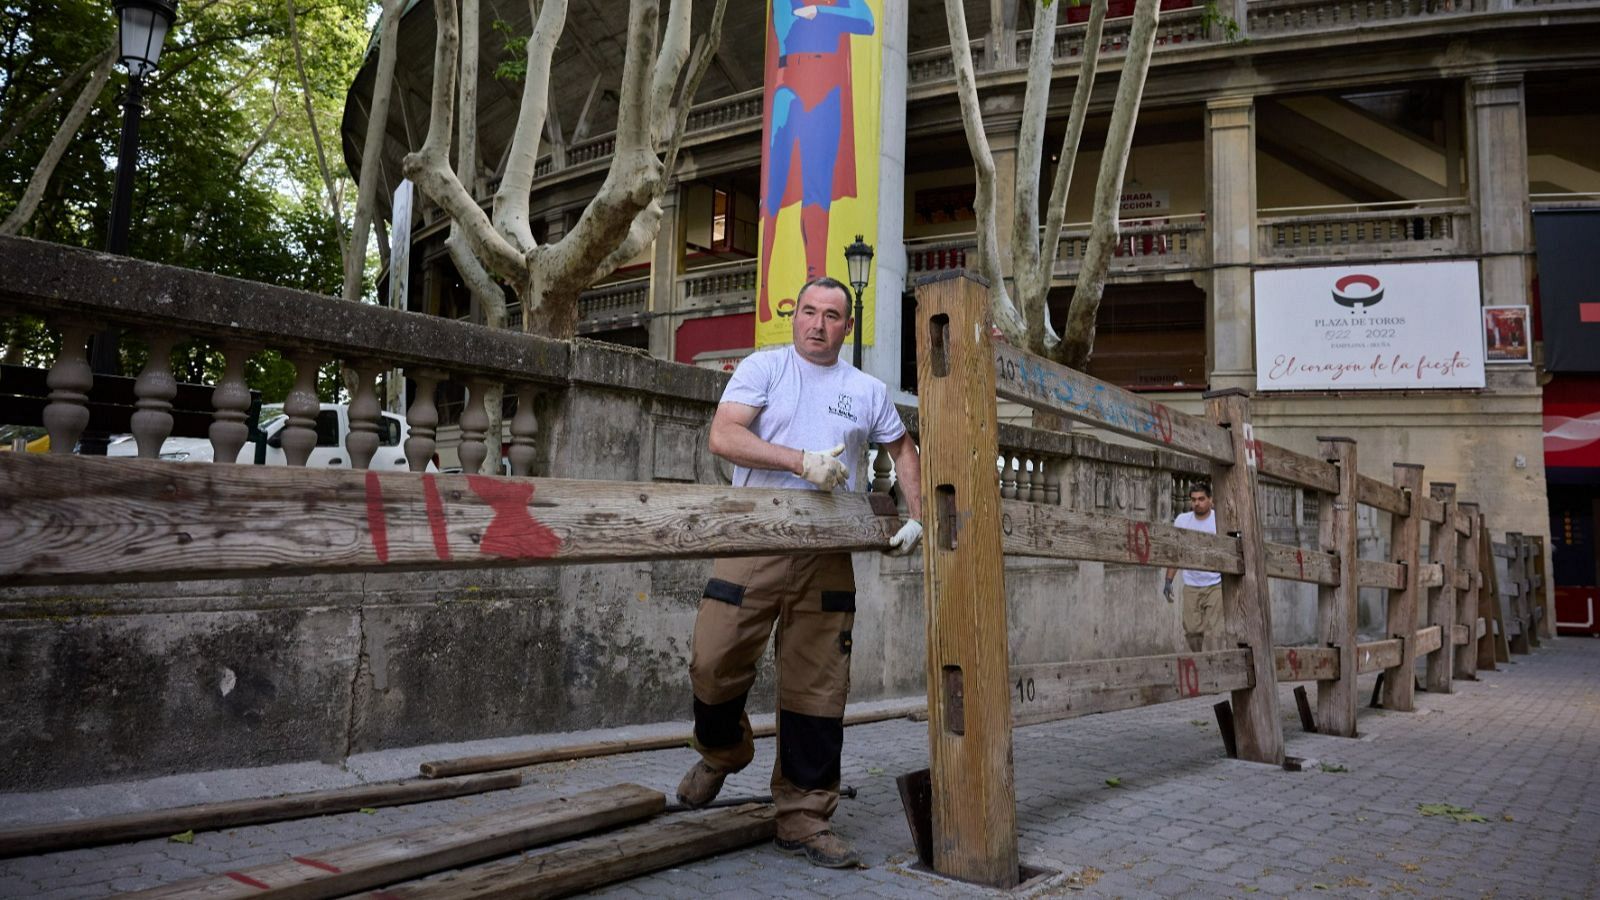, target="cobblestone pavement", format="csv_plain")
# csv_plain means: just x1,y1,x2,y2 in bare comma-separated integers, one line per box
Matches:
3,639,1597,899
